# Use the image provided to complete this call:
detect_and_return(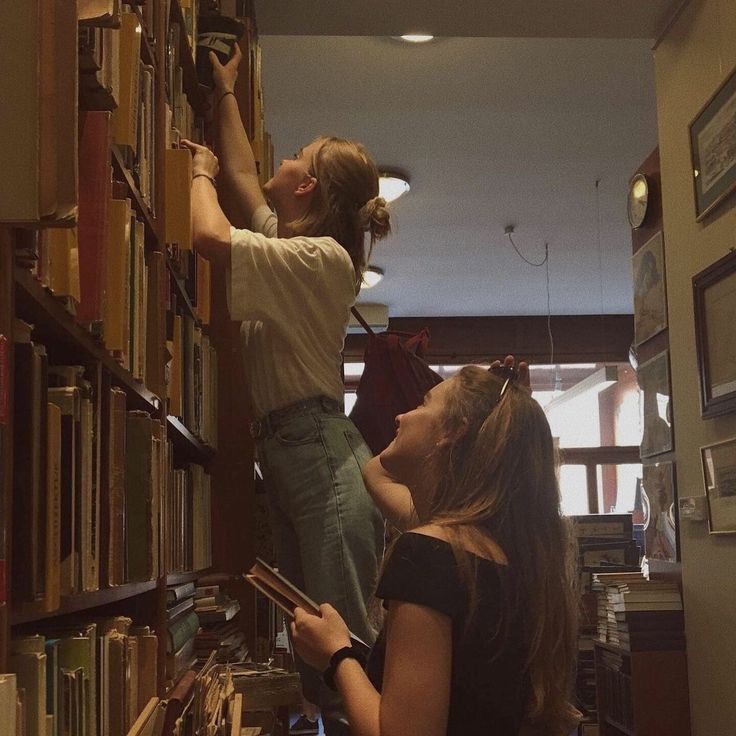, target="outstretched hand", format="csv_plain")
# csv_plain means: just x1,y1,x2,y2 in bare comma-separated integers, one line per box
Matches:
211,43,243,94
180,139,219,179
291,603,352,672
490,355,531,393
